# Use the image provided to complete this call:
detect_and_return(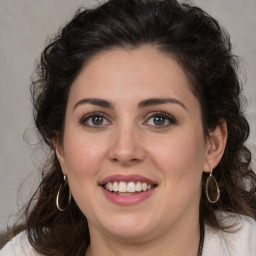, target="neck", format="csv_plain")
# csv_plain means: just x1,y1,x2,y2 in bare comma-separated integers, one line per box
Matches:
85,214,201,256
